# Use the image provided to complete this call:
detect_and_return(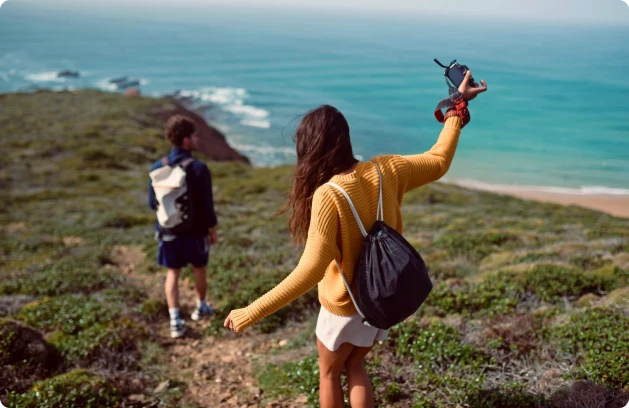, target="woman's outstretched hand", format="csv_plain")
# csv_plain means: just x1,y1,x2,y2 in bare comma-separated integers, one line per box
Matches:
224,312,236,332
458,70,487,101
